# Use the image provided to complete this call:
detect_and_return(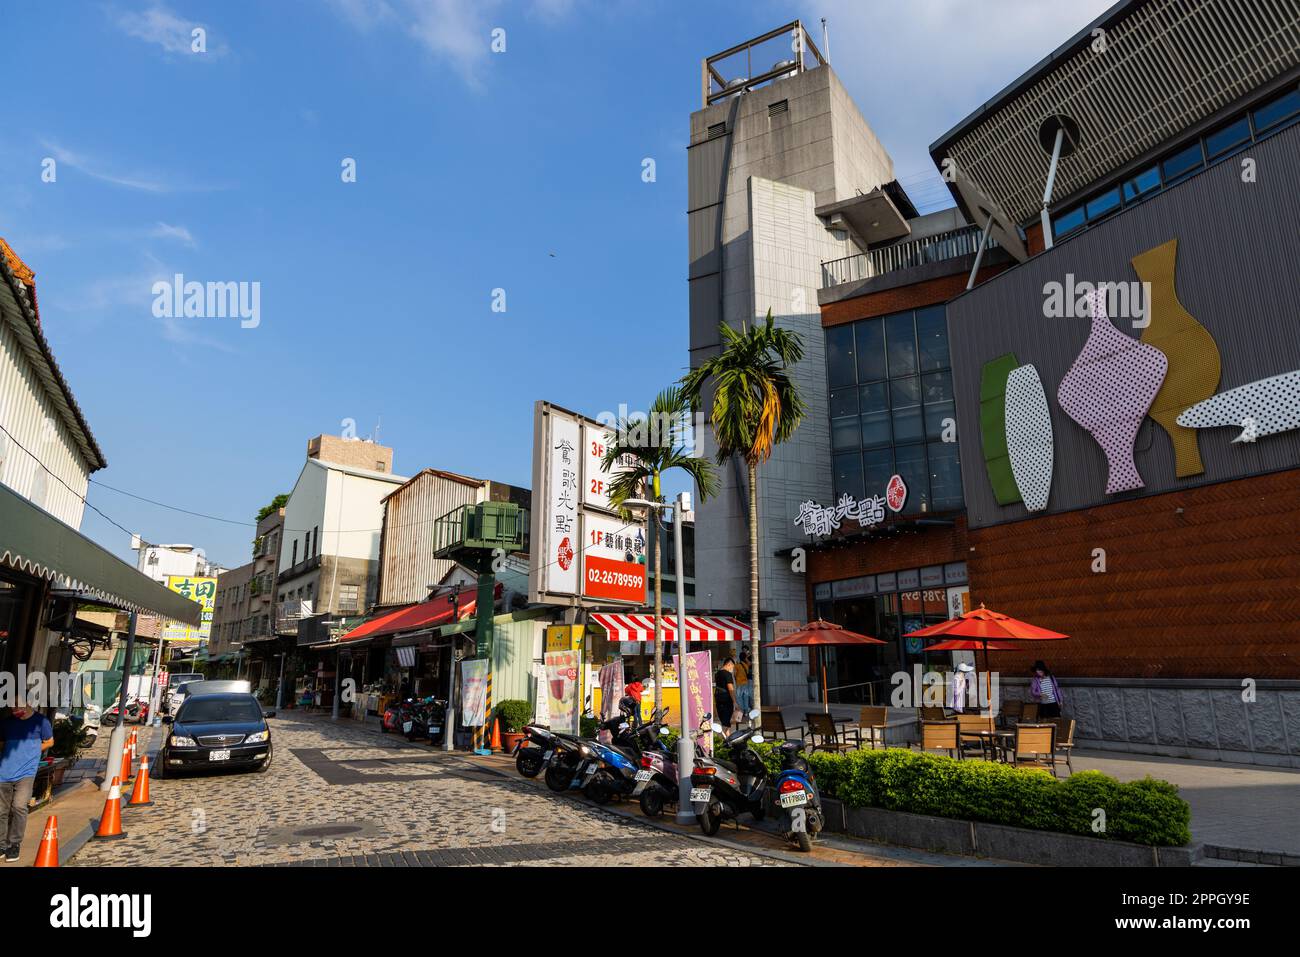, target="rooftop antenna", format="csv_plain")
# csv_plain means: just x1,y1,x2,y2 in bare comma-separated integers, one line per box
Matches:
371,415,382,445
821,18,831,66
